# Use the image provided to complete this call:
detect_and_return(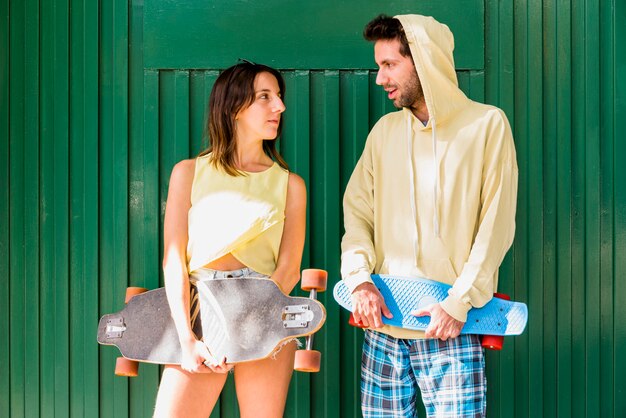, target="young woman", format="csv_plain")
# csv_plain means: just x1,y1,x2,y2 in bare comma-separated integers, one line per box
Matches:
153,61,307,418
